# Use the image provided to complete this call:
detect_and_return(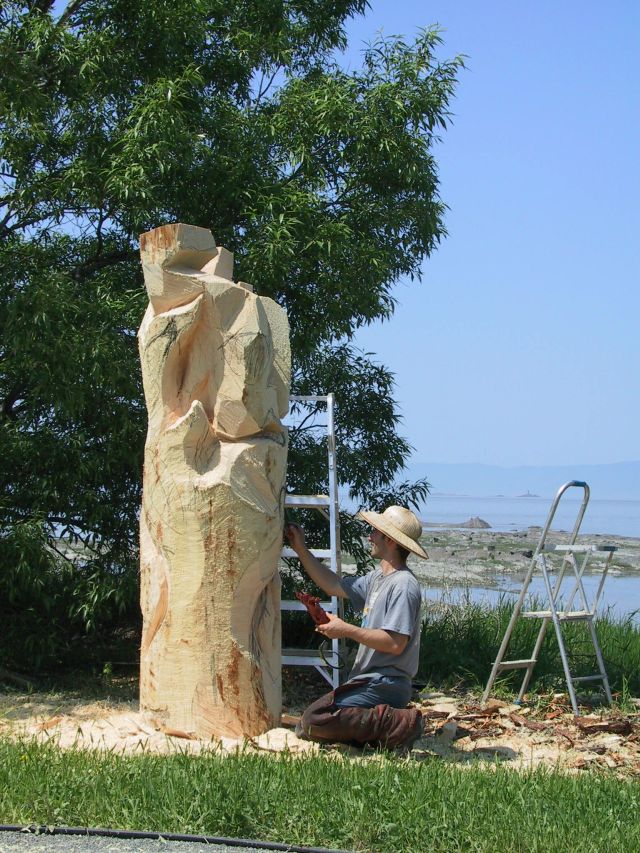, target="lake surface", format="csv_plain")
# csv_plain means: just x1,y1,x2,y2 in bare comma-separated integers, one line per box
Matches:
420,494,640,538
415,494,640,620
